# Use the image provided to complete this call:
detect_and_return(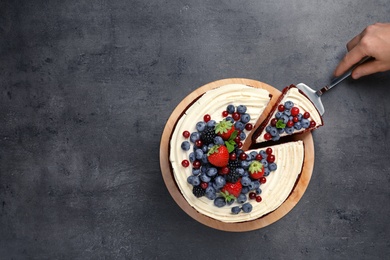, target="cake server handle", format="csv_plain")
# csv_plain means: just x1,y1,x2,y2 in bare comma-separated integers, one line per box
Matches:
316,56,373,96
